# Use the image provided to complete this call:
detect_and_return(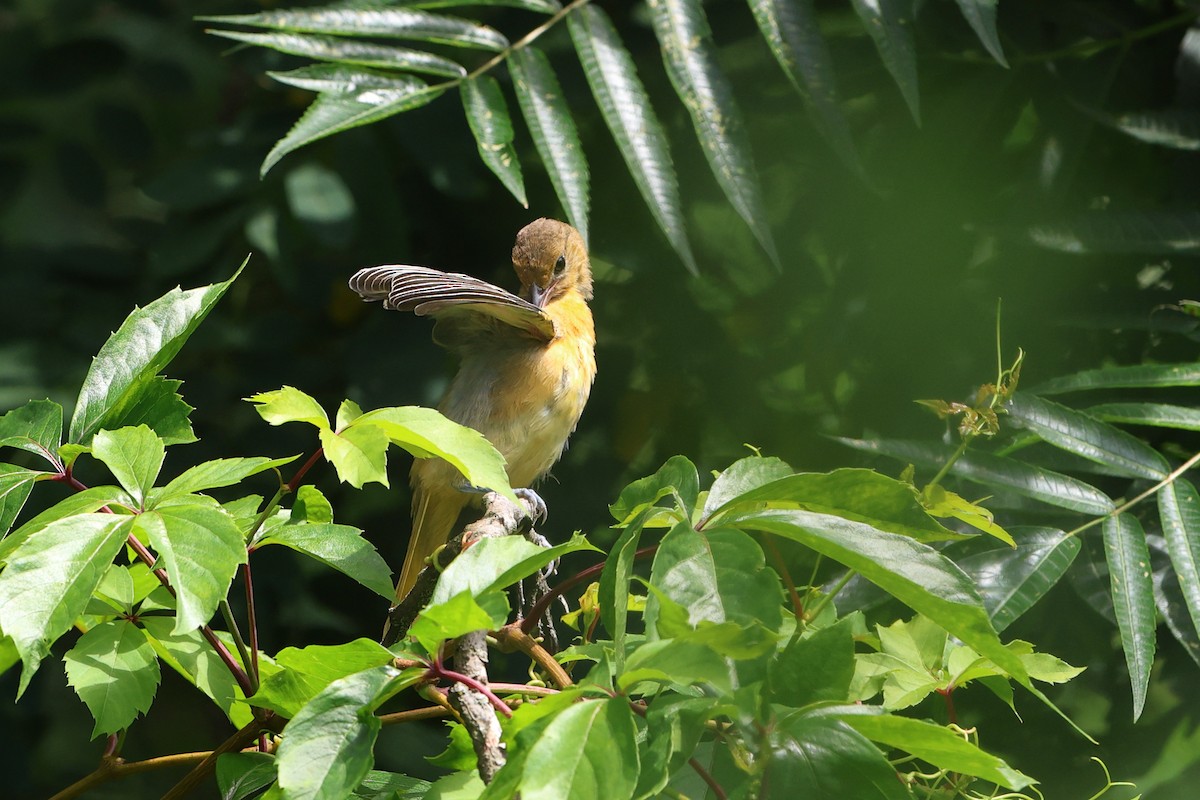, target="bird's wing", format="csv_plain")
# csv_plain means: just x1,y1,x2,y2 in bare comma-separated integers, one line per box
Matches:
350,265,556,342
